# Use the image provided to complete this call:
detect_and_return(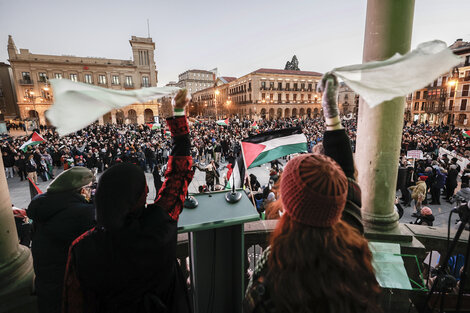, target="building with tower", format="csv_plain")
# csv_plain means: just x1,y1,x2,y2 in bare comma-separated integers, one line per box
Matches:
7,35,159,125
